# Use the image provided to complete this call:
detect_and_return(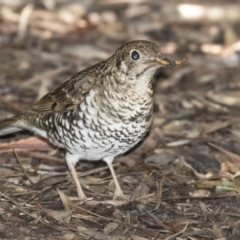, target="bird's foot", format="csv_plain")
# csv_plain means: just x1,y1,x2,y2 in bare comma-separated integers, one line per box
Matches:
113,188,129,202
